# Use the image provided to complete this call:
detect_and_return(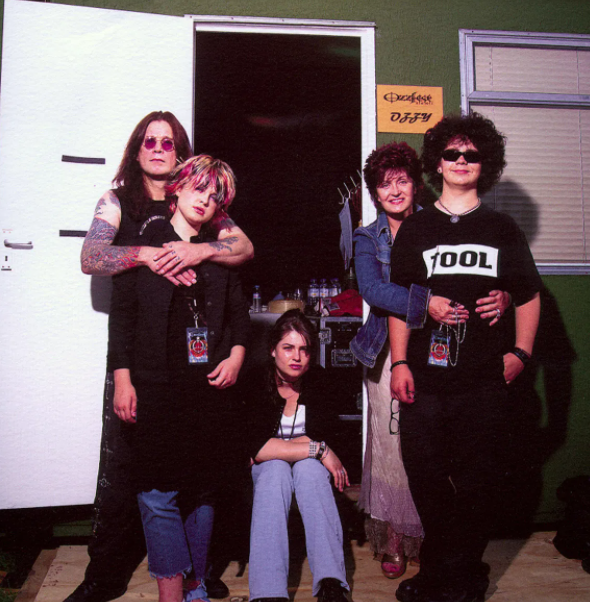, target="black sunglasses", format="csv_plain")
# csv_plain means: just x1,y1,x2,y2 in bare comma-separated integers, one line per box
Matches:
441,149,482,164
